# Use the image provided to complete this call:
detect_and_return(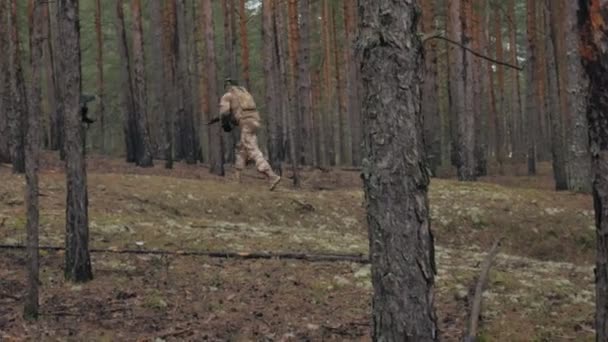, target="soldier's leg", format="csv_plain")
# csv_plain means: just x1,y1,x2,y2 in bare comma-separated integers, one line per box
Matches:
234,141,247,183
241,127,281,190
